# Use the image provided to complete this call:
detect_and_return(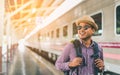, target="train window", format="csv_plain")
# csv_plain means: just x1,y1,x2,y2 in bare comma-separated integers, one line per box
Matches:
56,28,59,38
63,26,68,37
116,5,120,34
73,22,78,37
91,13,102,36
